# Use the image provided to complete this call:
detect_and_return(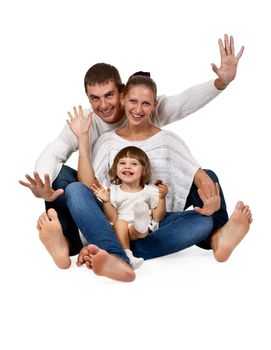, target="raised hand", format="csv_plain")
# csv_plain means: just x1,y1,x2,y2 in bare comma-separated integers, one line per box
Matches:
212,34,244,86
91,183,110,203
157,182,168,199
19,172,64,202
194,182,221,216
67,105,92,139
